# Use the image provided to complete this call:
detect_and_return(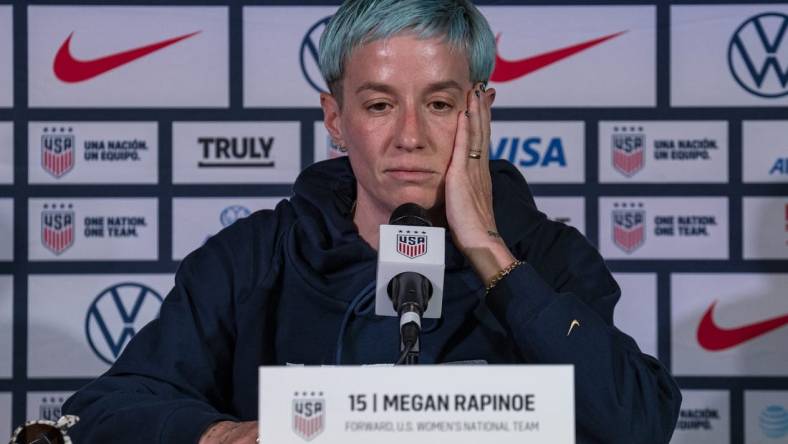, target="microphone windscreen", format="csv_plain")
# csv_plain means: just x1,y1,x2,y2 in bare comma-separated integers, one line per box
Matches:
389,203,432,227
